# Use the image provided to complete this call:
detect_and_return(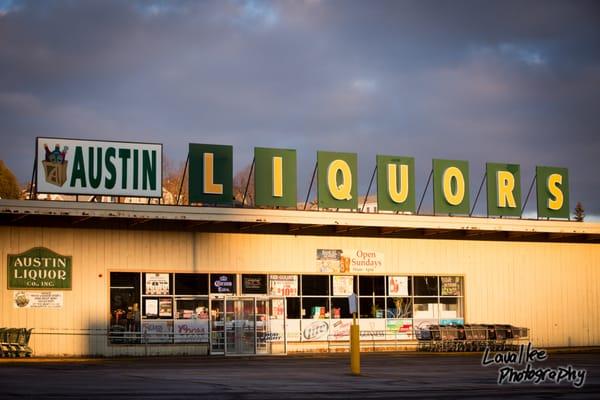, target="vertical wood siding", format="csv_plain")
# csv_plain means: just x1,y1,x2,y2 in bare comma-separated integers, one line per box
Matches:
1,226,599,355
